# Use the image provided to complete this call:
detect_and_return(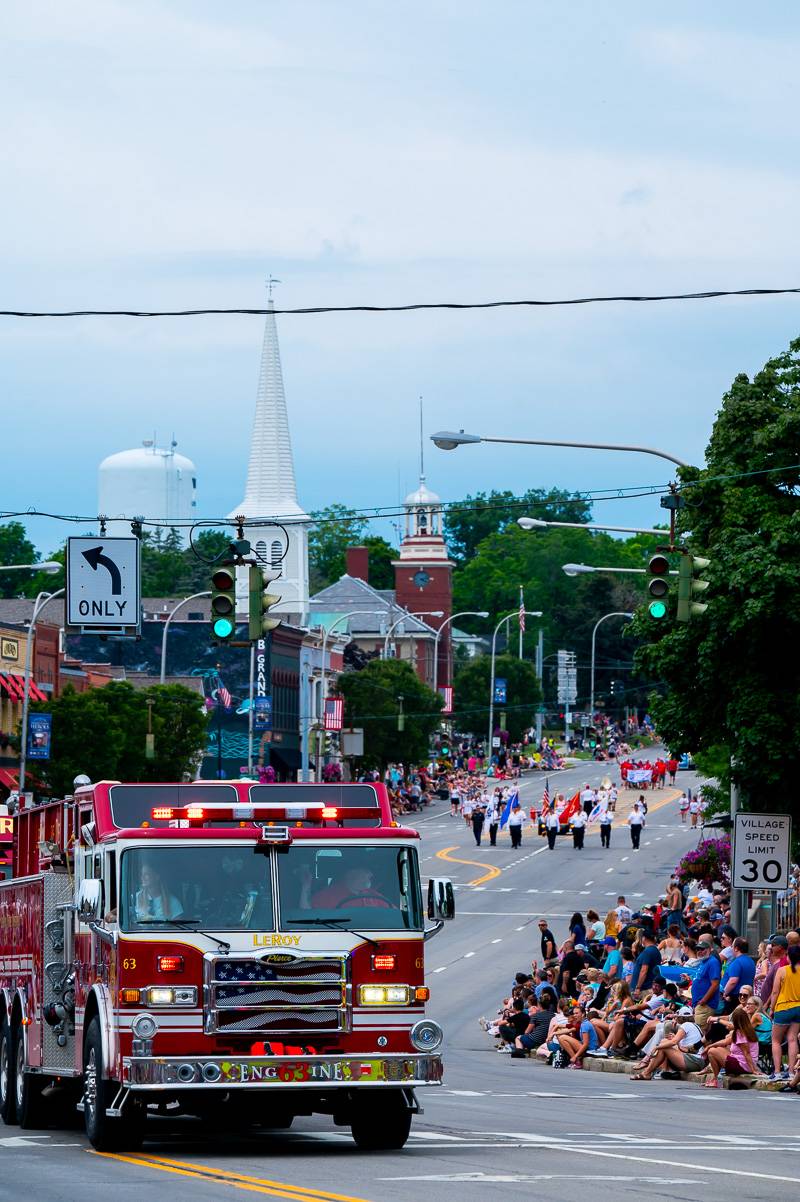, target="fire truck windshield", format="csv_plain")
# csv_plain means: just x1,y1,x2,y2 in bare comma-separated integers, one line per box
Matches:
120,847,275,932
277,846,423,932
